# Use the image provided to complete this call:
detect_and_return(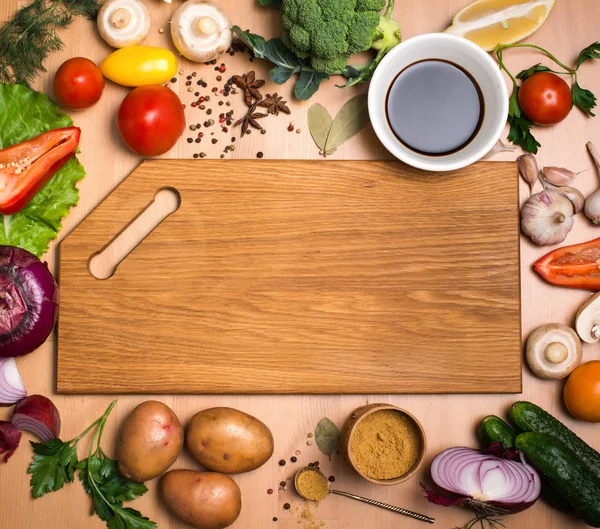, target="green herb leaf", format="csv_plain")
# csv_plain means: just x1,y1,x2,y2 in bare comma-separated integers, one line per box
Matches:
572,81,597,116
270,65,296,84
107,507,156,529
516,64,553,81
0,83,84,256
28,439,79,498
308,104,334,154
0,0,102,86
294,70,329,100
257,0,282,5
576,42,600,69
505,86,540,154
314,417,340,458
324,94,370,154
232,26,268,58
265,39,301,68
